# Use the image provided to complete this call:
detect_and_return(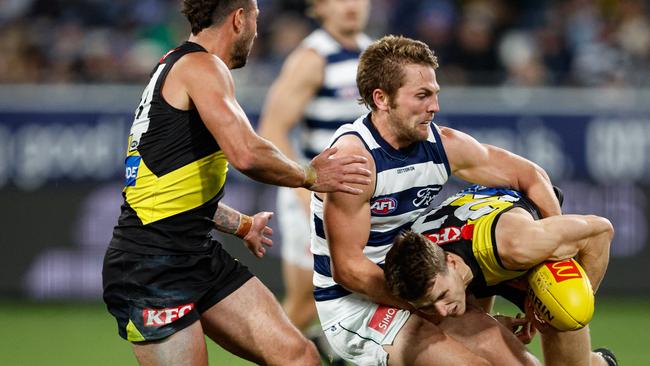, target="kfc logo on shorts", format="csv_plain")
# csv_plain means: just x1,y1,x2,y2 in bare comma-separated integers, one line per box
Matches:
143,303,194,326
368,305,398,335
371,197,398,215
